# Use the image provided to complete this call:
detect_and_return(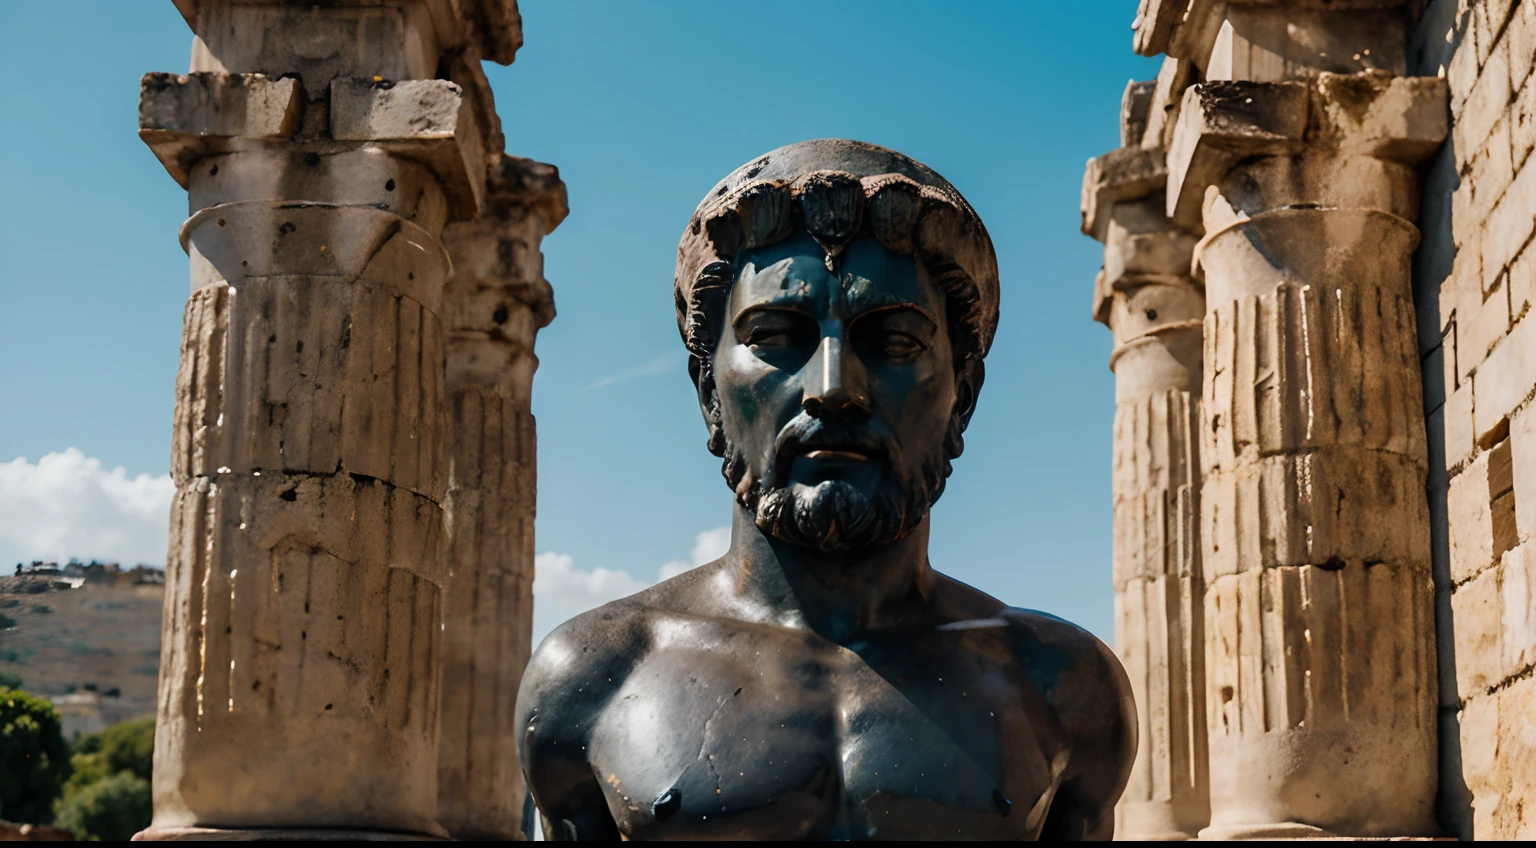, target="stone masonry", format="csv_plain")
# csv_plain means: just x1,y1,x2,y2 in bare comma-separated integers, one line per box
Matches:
1089,0,1536,839
137,0,548,839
